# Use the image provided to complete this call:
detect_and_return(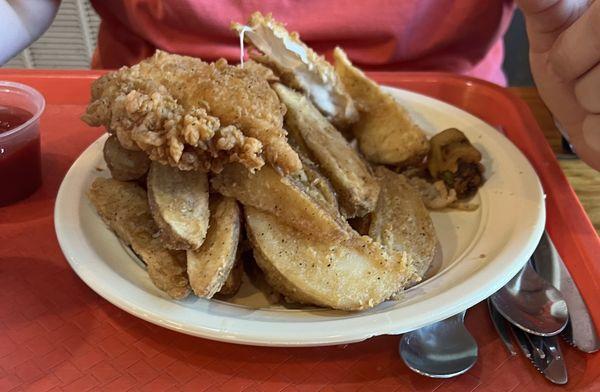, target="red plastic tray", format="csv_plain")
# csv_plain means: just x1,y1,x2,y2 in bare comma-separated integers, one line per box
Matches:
0,69,598,391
